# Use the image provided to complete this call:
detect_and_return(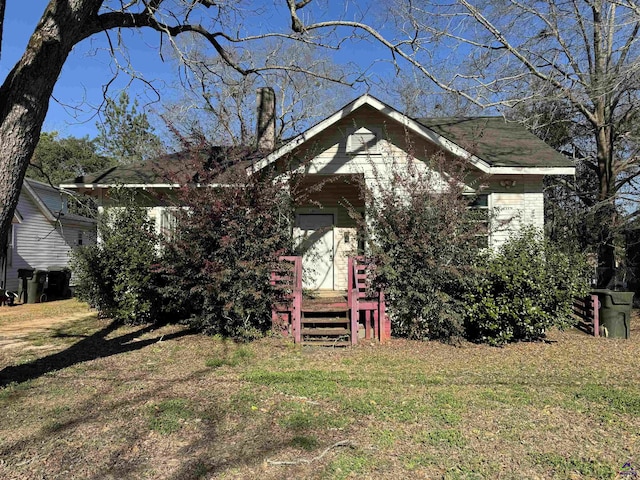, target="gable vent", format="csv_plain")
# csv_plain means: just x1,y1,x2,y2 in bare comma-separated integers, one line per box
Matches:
346,127,379,154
